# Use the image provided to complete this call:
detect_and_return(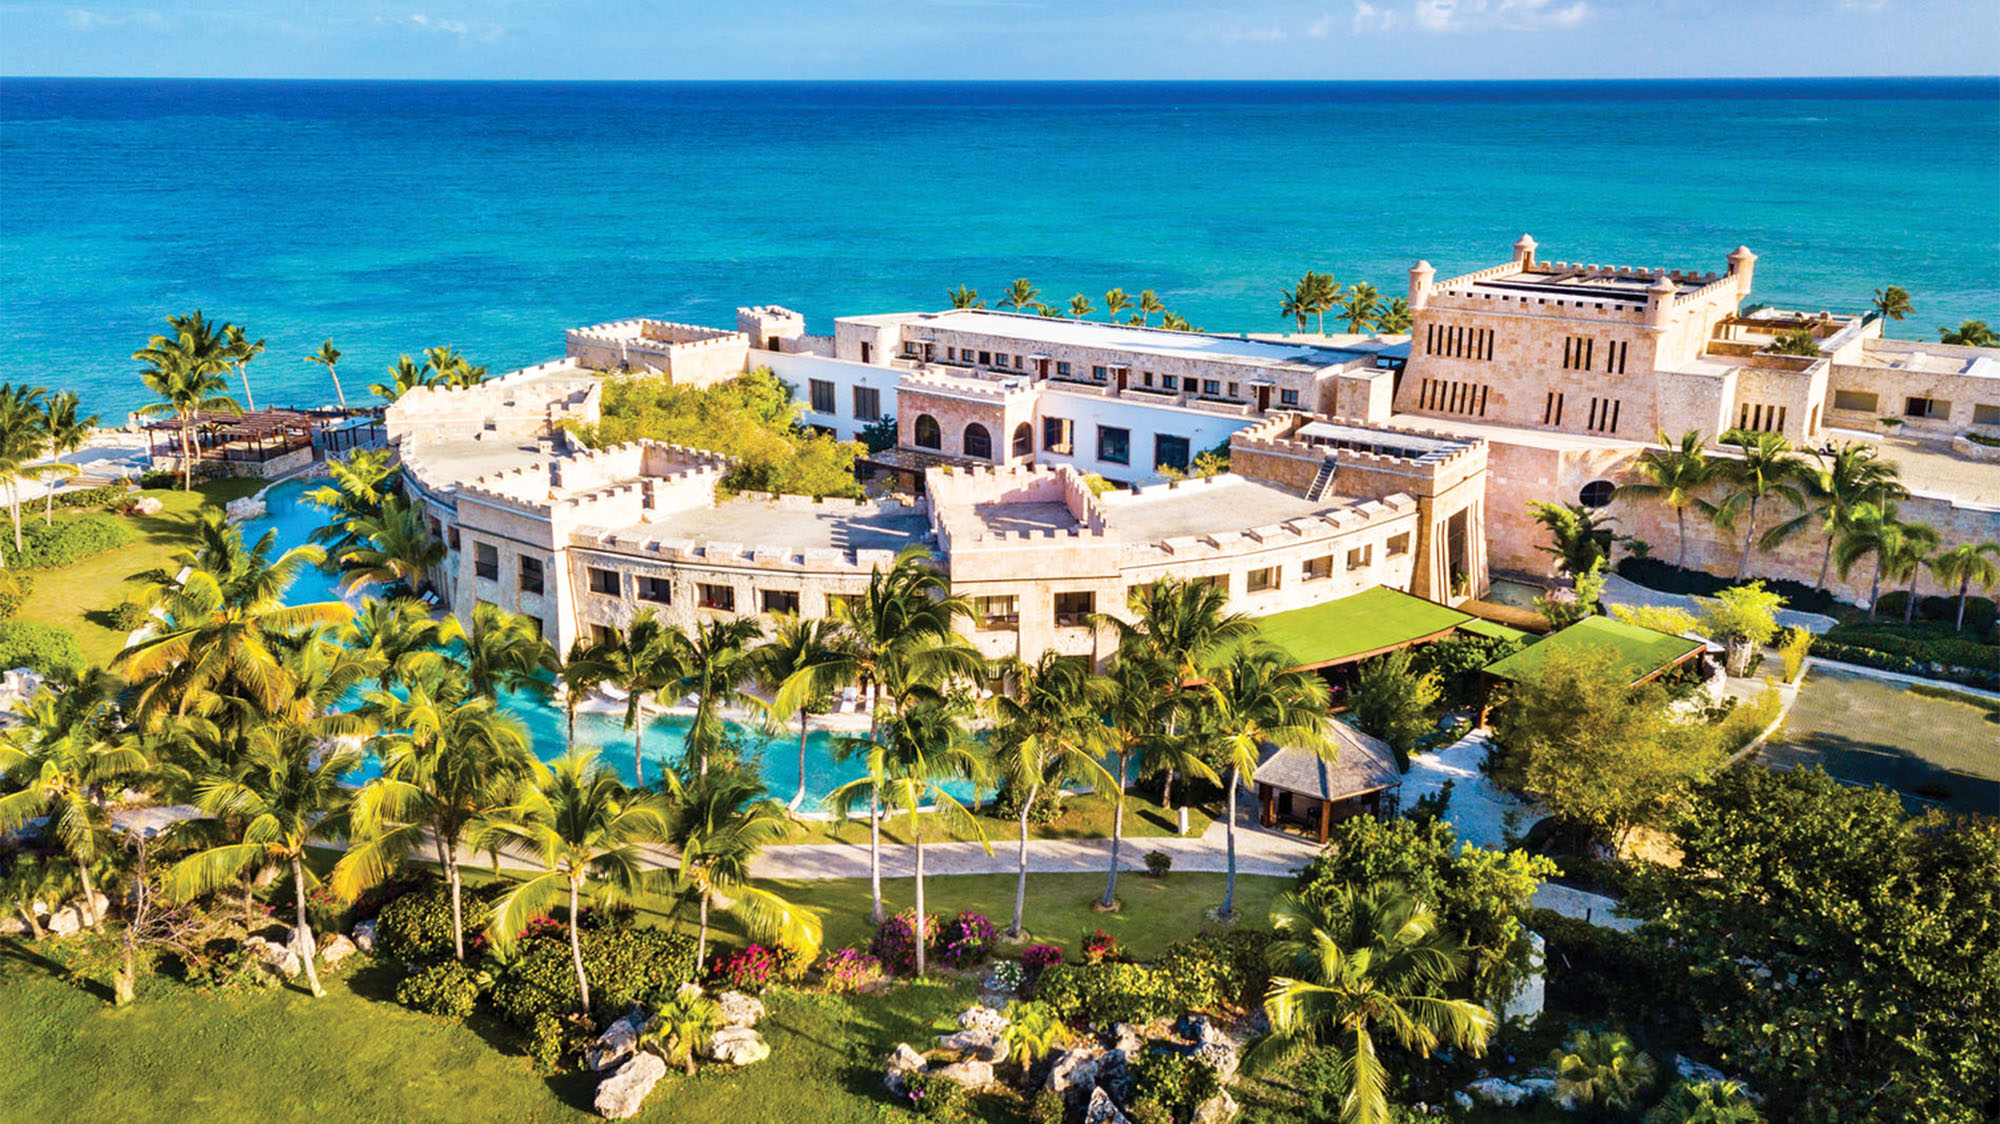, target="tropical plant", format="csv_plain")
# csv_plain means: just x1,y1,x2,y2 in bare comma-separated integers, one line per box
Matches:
1551,1029,1659,1117
1067,293,1095,320
640,988,722,1076
221,323,266,411
947,284,983,310
337,494,445,594
1834,501,1915,620
1002,1000,1073,1069
1929,541,2000,631
1280,271,1338,334
1255,883,1496,1124
556,639,612,751
1528,499,1616,577
344,594,447,689
991,652,1112,937
1350,649,1438,768
747,615,844,809
661,766,820,966
1764,328,1822,357
1377,296,1413,334
133,311,243,490
1617,430,1720,570
1644,1080,1762,1124
1693,582,1785,676
475,749,671,1012
38,391,97,525
1199,643,1332,920
1870,285,1913,334
591,609,683,785
0,672,139,932
1102,288,1132,323
167,725,361,997
370,354,432,404
1097,651,1180,909
1794,441,1906,589
1334,282,1386,334
305,339,347,410
1160,311,1194,332
671,616,763,775
0,384,50,554
443,600,556,702
1137,289,1165,327
1885,518,1941,624
305,447,402,561
422,345,486,388
1938,319,1997,347
1713,430,1808,581
1002,279,1040,313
